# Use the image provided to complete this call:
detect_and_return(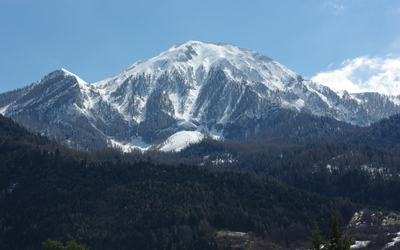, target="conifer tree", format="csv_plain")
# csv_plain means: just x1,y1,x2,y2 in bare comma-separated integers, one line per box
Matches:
309,221,325,250
310,211,351,250
326,210,351,250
